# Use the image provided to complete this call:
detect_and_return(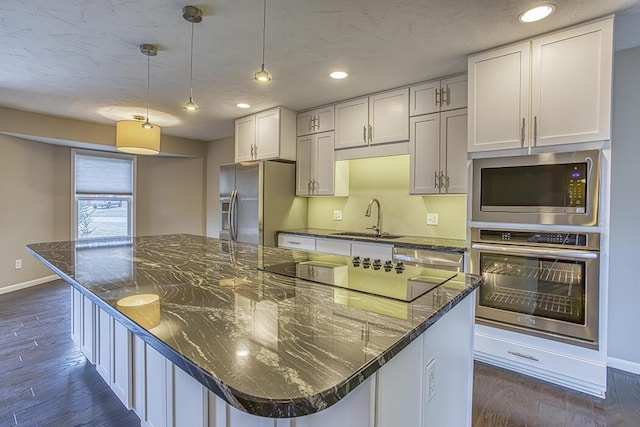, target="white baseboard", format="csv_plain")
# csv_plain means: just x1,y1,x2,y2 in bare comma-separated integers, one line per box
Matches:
608,356,640,375
0,275,60,295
